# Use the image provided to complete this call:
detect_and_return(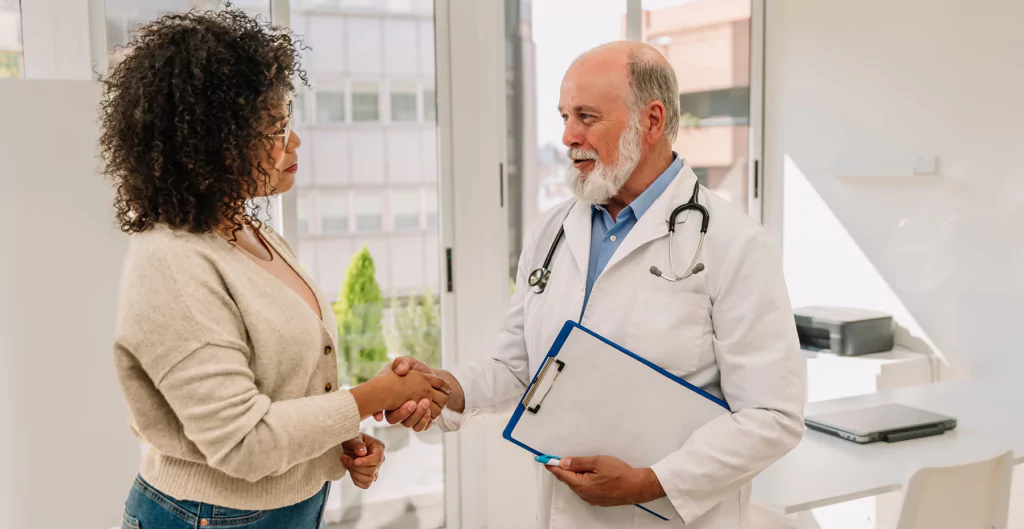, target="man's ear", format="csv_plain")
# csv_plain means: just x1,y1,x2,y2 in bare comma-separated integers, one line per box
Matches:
644,101,667,141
